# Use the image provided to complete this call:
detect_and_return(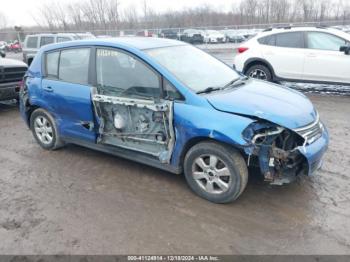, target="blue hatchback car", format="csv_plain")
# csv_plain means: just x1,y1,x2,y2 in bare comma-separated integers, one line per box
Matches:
20,37,329,203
